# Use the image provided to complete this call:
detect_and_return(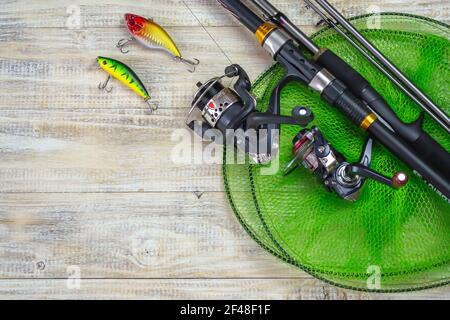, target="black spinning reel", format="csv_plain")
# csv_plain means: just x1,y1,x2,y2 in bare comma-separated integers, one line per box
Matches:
186,64,311,163
284,126,409,201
